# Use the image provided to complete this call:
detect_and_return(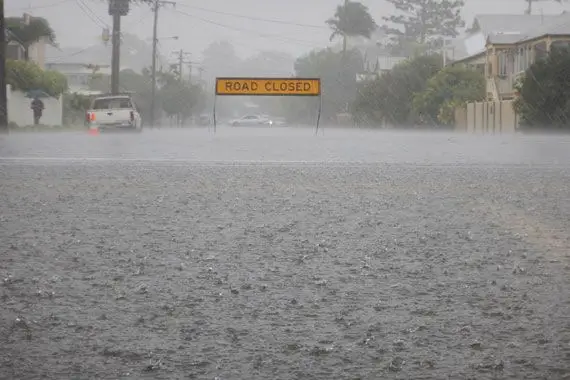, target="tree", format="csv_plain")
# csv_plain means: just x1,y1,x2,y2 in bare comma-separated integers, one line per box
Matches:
281,48,364,124
513,46,570,129
352,54,442,126
238,51,295,77
160,80,204,125
63,93,92,125
412,65,485,126
326,1,378,55
88,68,206,125
6,16,56,61
201,41,240,82
6,60,67,96
201,41,244,117
383,0,465,52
